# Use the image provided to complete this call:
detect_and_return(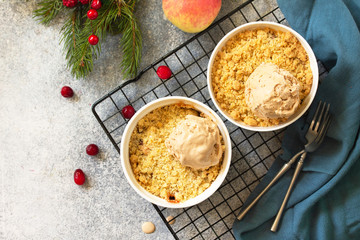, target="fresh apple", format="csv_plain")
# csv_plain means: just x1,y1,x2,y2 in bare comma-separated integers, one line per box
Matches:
162,0,221,33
